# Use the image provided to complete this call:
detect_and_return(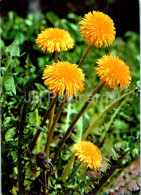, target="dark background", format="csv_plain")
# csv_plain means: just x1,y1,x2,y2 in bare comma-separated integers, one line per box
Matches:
1,0,139,37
